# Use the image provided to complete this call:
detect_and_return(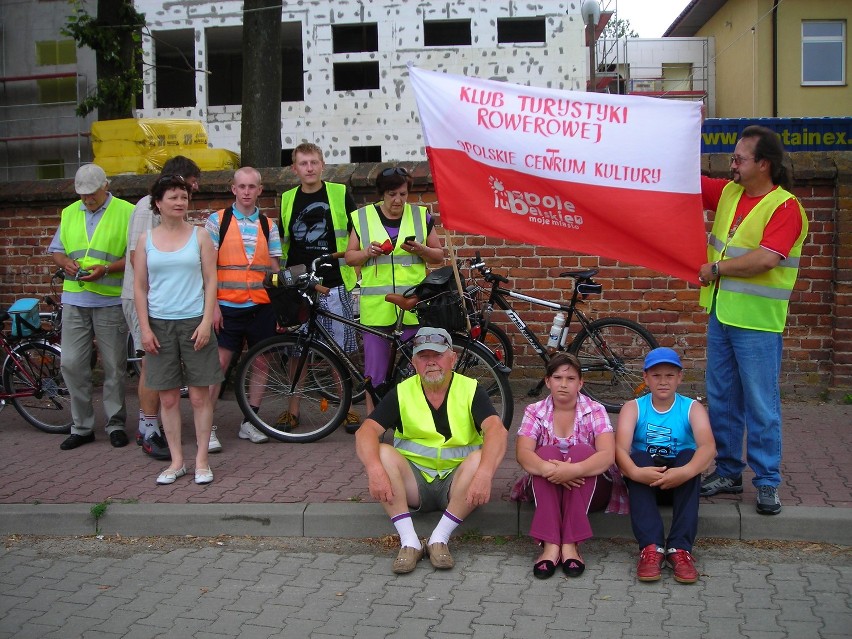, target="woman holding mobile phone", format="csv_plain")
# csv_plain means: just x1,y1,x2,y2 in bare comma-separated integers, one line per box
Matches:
344,167,445,419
